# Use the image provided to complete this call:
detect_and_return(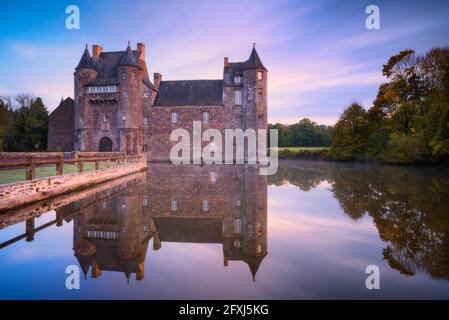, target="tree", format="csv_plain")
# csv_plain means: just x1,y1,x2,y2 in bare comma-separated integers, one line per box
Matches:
3,94,49,151
330,103,372,160
0,98,13,151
